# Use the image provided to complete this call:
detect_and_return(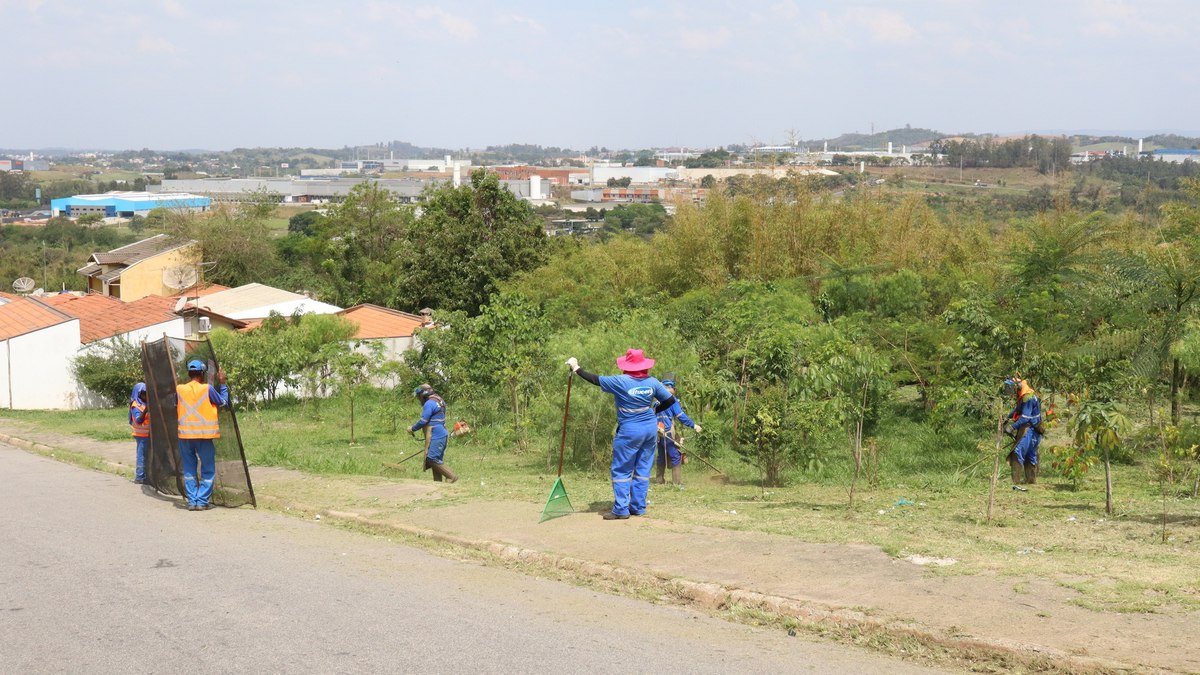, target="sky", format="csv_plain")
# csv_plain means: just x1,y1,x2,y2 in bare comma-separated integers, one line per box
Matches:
0,0,1196,151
